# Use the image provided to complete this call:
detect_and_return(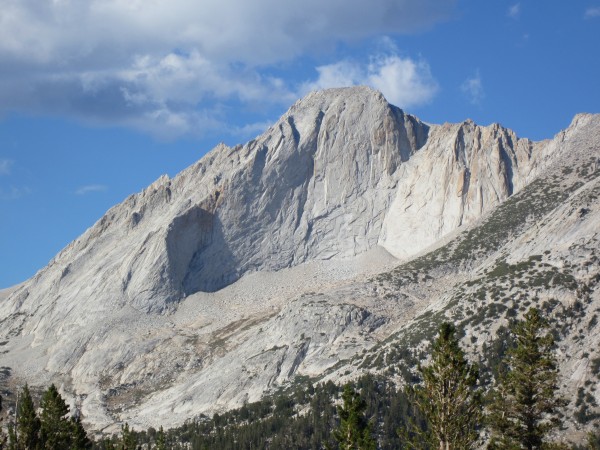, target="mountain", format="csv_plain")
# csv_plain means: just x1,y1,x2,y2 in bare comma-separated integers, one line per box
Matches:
0,87,598,440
